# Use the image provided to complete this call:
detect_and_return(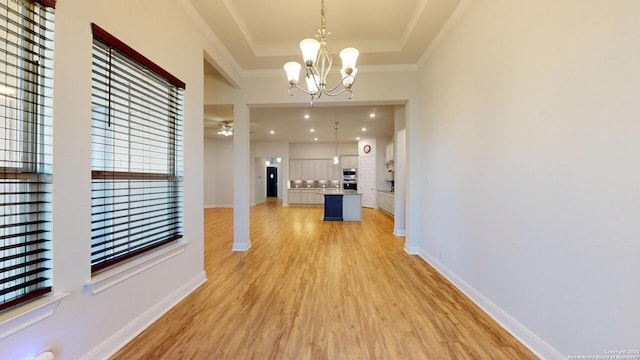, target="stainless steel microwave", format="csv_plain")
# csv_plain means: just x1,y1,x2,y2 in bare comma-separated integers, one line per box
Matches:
342,168,357,178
